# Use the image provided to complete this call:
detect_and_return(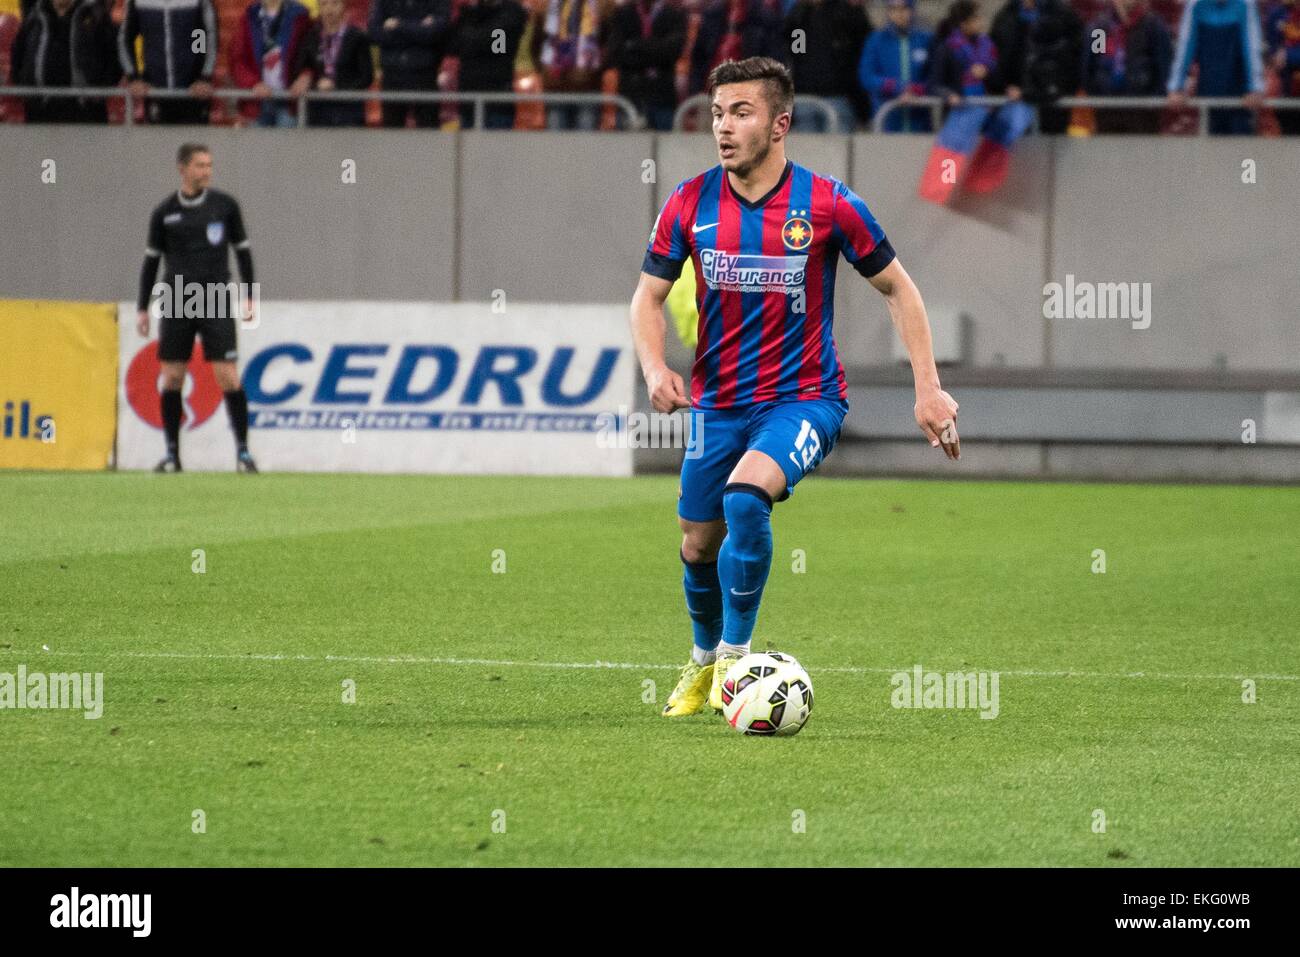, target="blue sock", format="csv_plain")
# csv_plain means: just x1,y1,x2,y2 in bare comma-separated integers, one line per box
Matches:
717,483,774,647
682,551,724,655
